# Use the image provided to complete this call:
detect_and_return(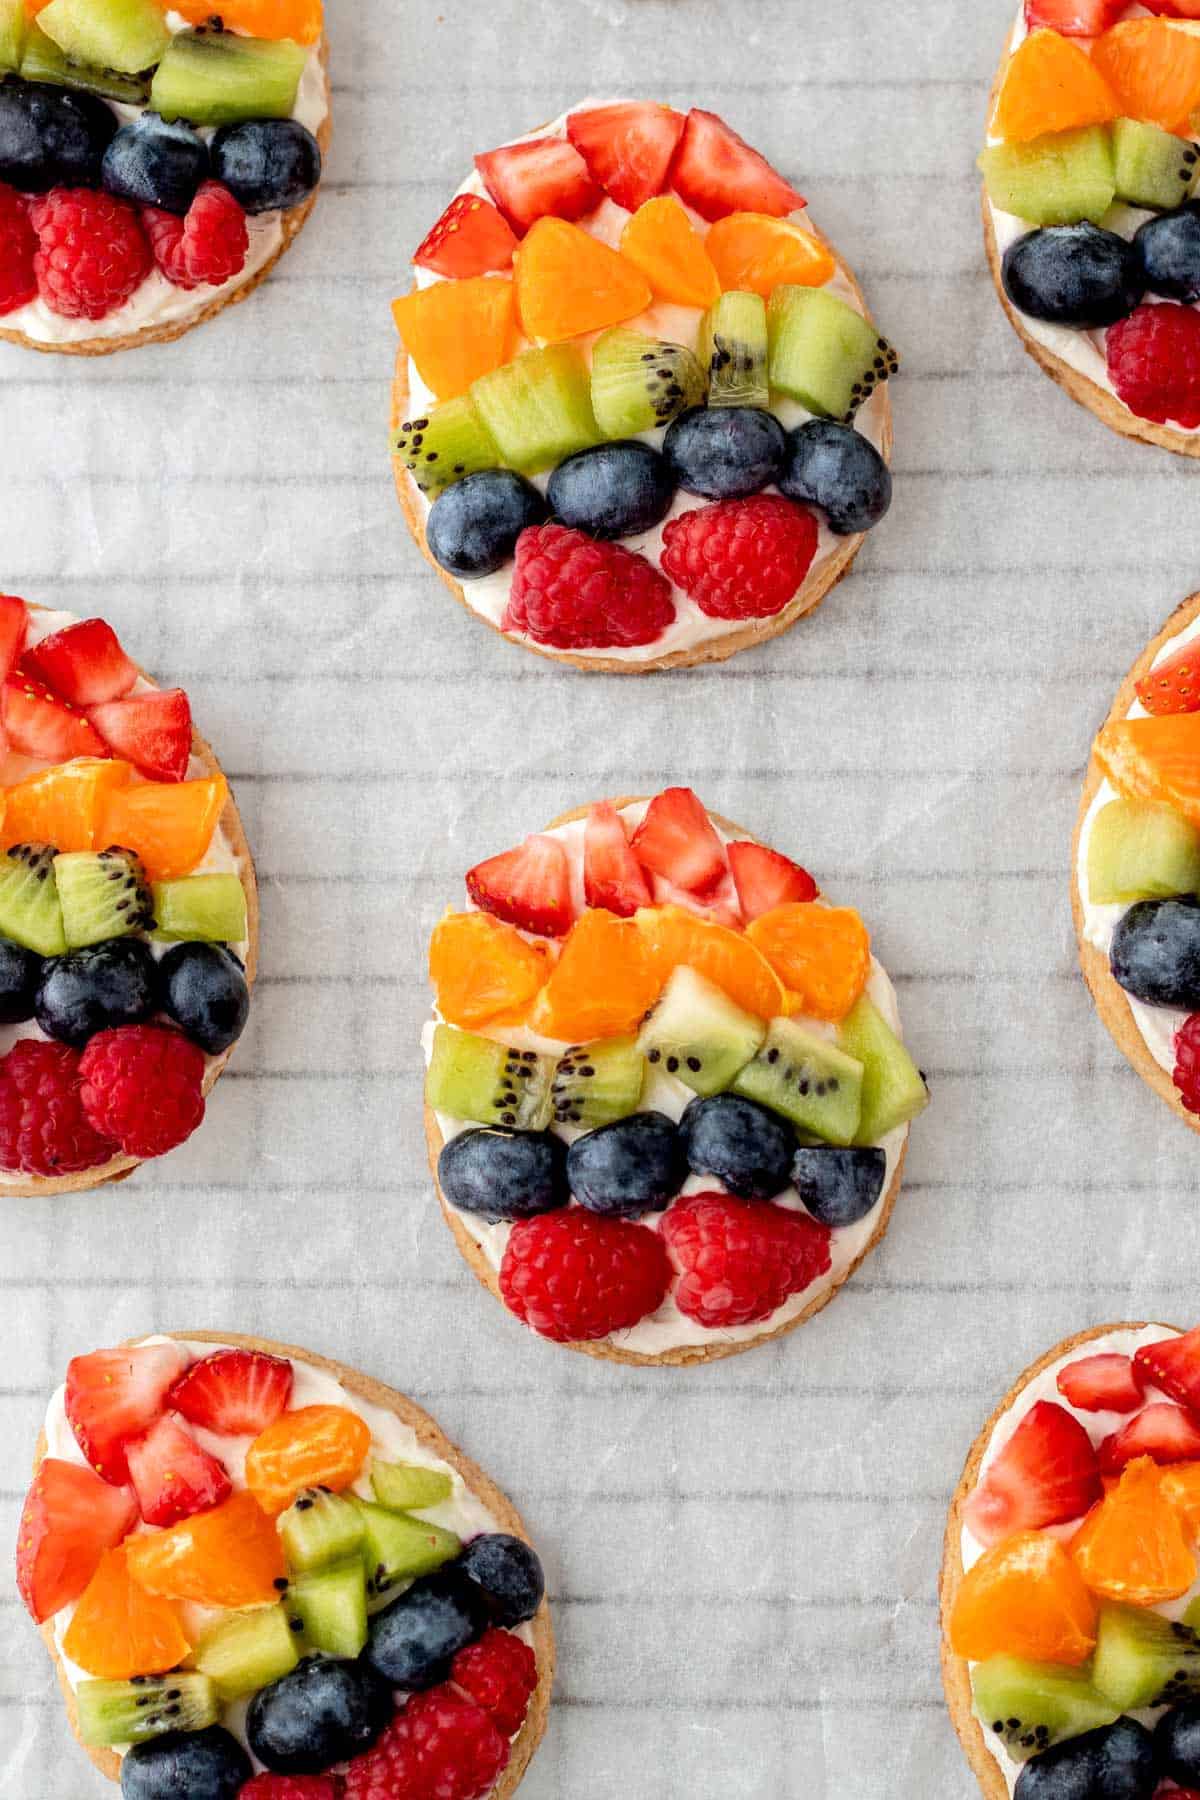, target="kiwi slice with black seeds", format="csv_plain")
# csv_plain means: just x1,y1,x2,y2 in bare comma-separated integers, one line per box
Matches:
701,291,769,408
426,1023,555,1129
392,394,501,498
590,327,707,438
0,843,66,957
76,1673,219,1748
54,847,154,950
552,1035,645,1127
